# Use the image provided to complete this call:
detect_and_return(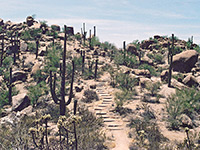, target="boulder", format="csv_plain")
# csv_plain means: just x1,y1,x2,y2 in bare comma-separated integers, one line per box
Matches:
127,44,139,55
51,24,60,31
26,16,34,26
183,75,199,87
172,50,198,73
141,40,154,49
67,27,74,35
20,42,28,51
12,93,30,112
132,69,151,78
141,55,153,65
178,114,193,128
31,62,41,75
75,86,83,92
160,70,168,82
0,18,4,26
12,71,28,82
